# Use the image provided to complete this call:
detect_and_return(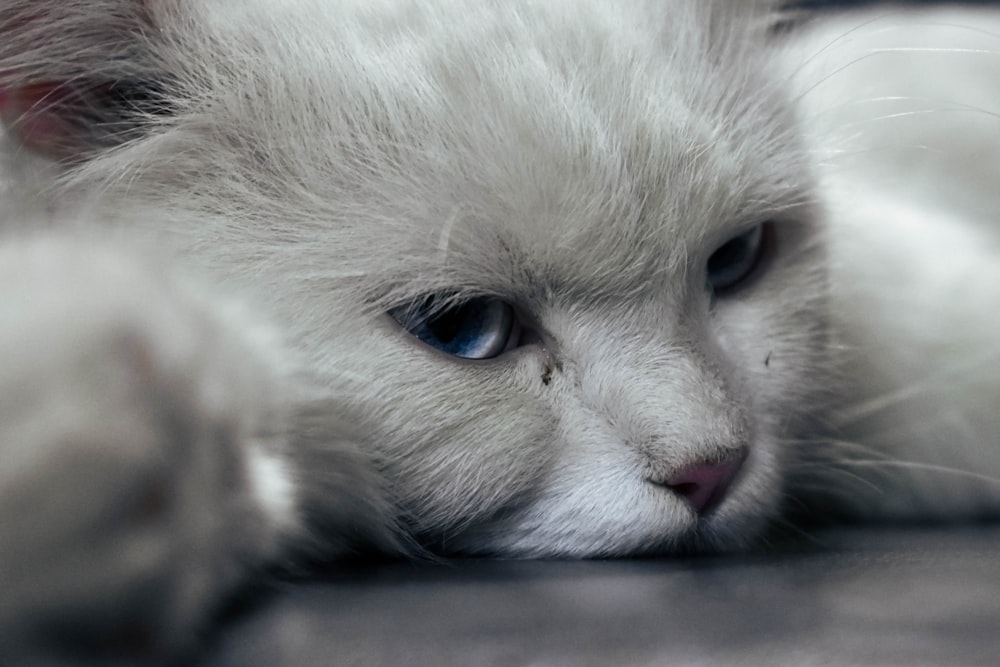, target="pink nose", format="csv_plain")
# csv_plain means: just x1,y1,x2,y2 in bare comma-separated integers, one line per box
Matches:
666,451,746,516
